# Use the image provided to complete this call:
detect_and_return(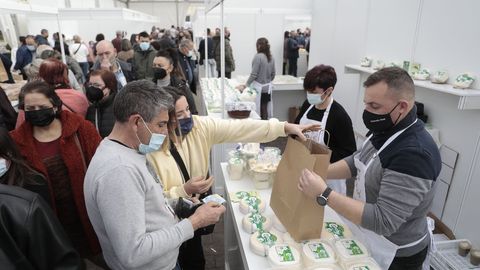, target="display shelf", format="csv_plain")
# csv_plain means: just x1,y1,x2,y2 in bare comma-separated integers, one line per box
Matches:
345,64,480,110
221,162,376,270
